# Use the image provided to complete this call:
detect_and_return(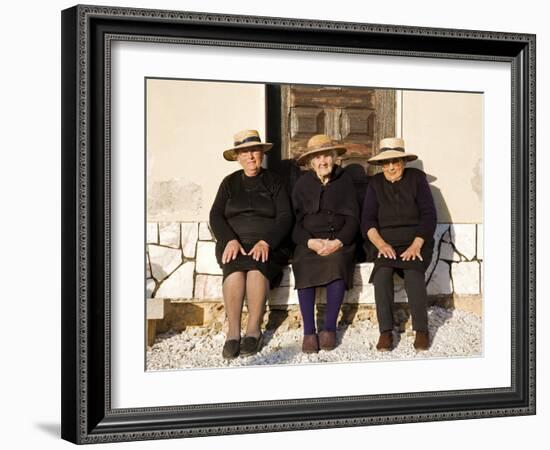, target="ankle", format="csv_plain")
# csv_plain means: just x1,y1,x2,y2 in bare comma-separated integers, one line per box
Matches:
226,330,241,340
